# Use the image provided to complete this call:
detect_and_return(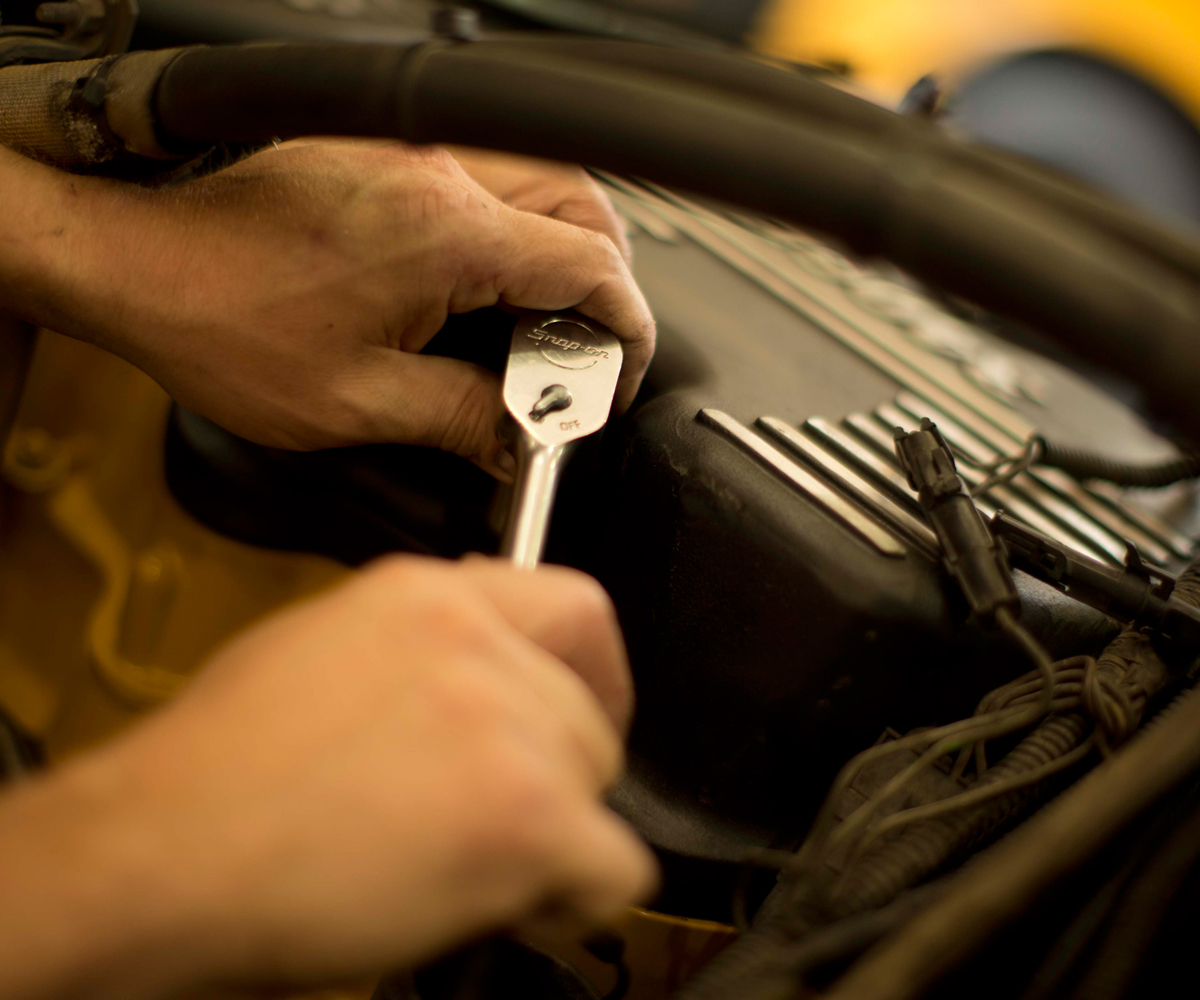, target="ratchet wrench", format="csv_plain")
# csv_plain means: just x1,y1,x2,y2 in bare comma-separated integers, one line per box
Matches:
499,309,624,568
